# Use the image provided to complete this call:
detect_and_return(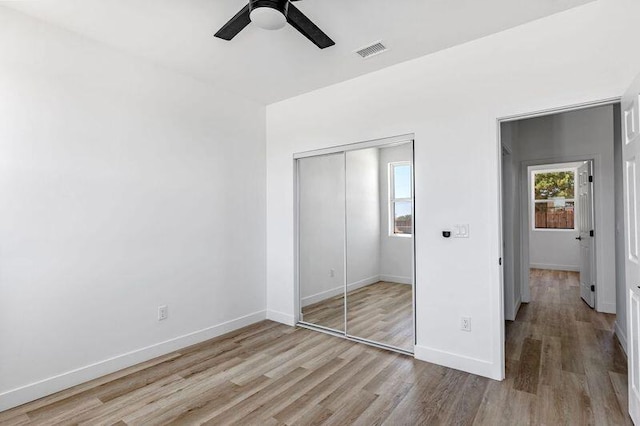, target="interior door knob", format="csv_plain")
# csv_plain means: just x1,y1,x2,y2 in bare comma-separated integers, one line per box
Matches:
576,236,582,241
